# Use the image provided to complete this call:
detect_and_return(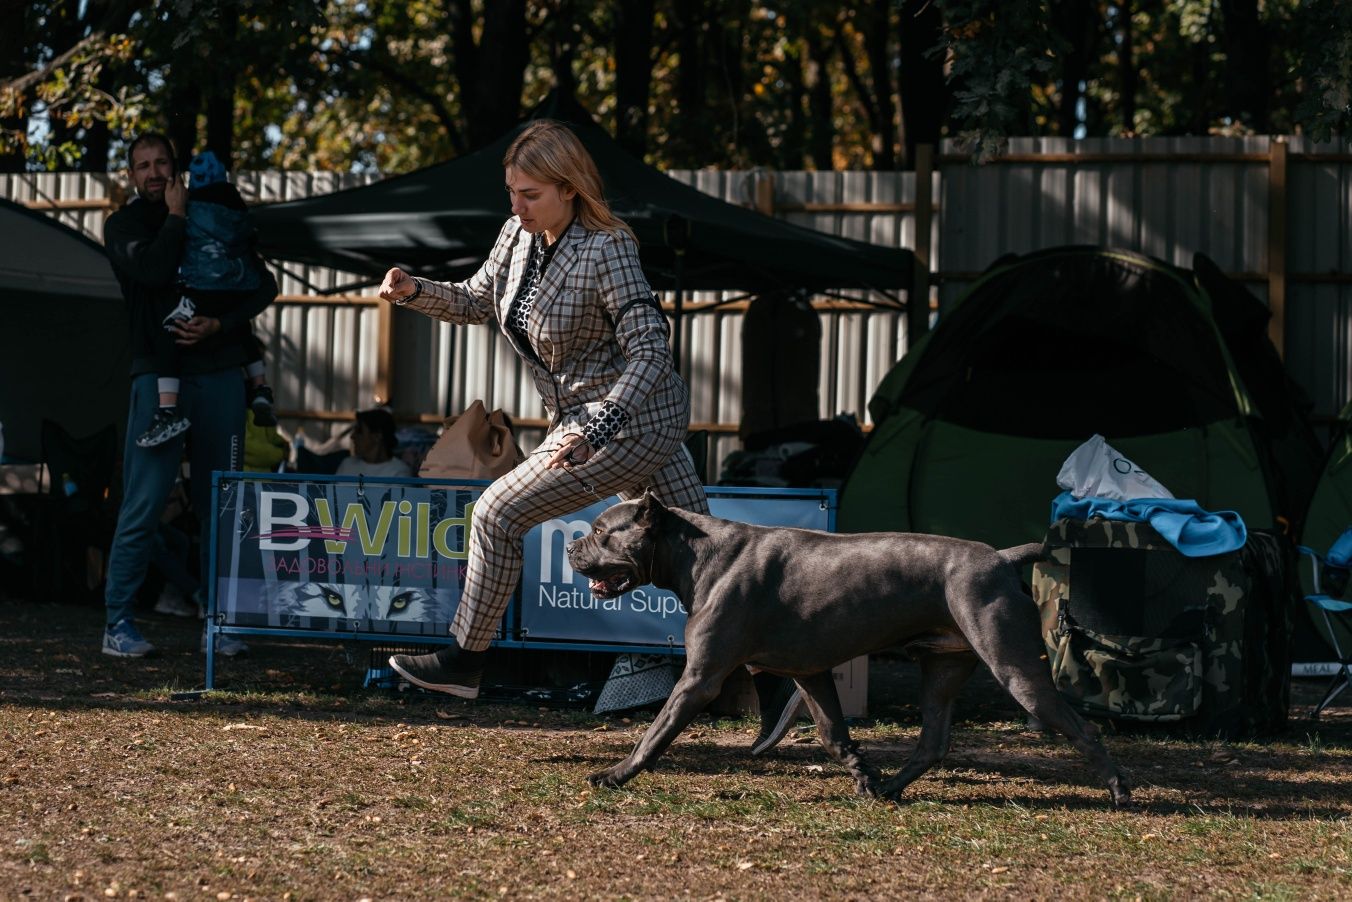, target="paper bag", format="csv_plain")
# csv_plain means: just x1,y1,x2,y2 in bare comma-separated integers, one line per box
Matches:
418,400,524,480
